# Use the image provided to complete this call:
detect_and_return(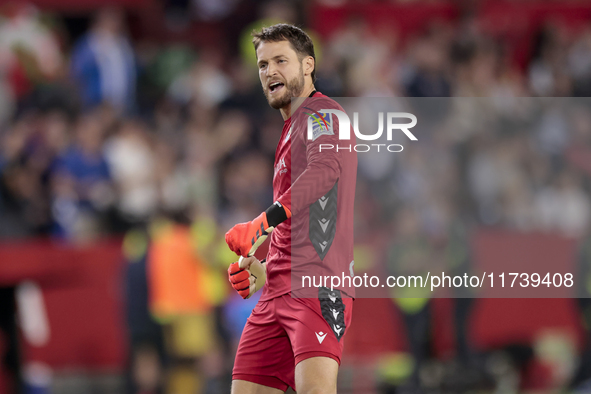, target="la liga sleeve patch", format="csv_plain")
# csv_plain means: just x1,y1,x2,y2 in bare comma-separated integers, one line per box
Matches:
304,108,334,141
